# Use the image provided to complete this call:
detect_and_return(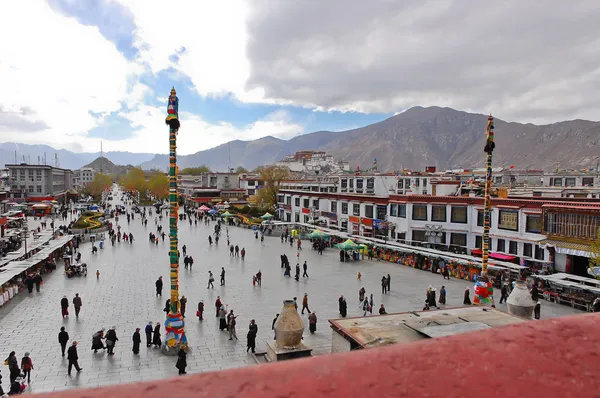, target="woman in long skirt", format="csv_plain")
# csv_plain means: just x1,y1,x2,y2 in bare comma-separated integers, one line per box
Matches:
219,306,227,331
463,287,472,305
